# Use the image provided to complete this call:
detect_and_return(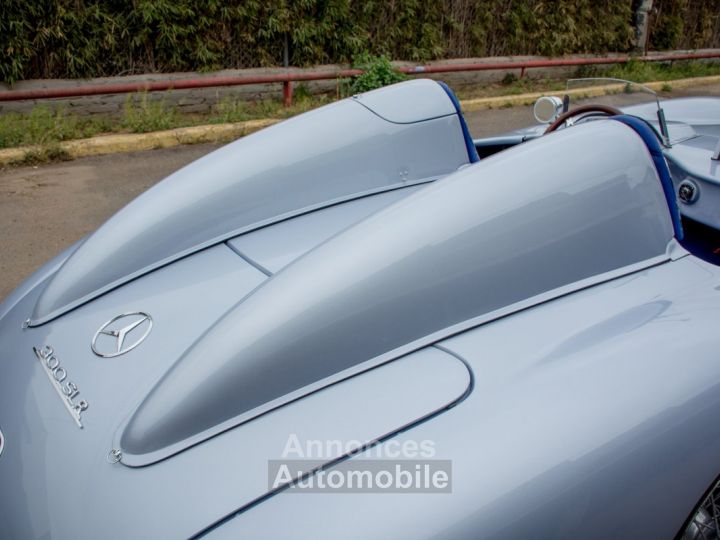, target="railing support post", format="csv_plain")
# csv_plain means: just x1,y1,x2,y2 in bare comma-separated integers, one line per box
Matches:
283,81,293,107
282,33,293,107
